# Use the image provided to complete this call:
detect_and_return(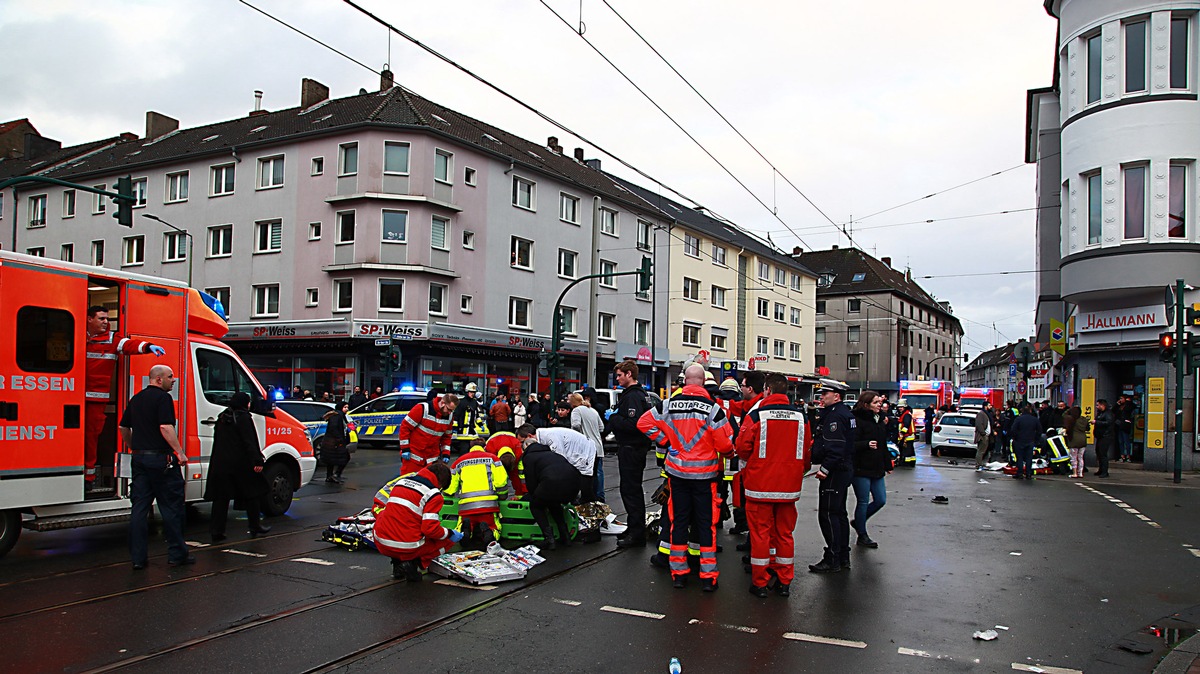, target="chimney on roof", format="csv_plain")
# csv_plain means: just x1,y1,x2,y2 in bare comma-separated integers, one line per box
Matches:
573,147,585,161
145,111,179,141
831,244,838,250
906,269,913,281
380,68,394,92
22,132,61,161
301,78,330,108
792,246,803,257
881,256,891,268
118,132,138,142
547,136,562,153
249,90,267,117
584,158,601,171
